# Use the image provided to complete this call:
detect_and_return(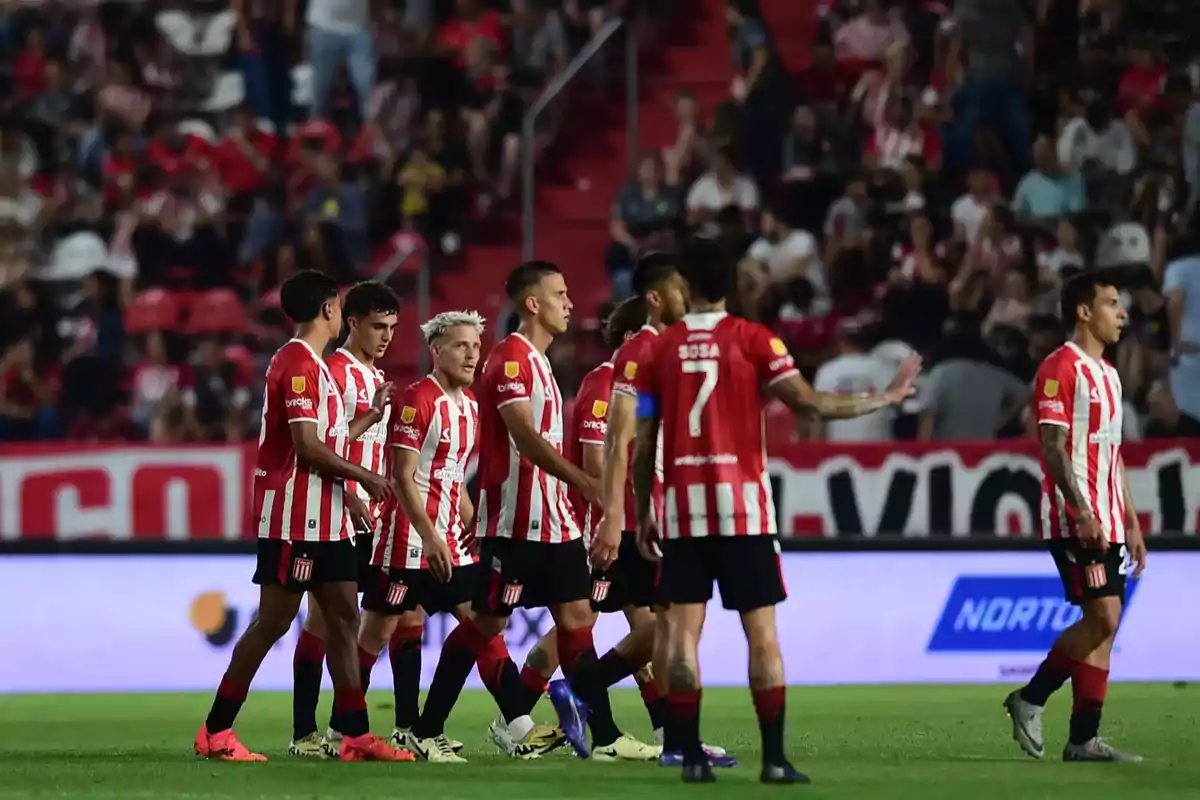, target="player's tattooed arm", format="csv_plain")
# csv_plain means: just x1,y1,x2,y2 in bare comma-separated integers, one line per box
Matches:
633,415,659,524
1038,424,1092,517
771,374,889,419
